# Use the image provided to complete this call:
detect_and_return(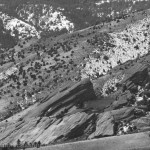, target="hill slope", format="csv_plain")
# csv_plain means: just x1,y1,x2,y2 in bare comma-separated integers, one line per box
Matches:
1,0,150,48
0,7,150,147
